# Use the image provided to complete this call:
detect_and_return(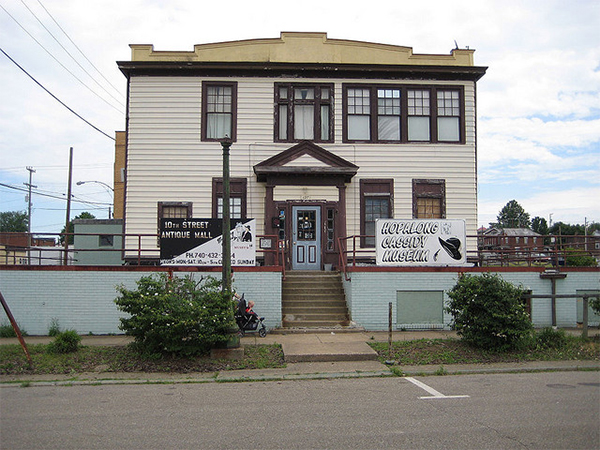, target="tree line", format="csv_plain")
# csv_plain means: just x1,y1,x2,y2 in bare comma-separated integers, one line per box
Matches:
490,200,599,236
